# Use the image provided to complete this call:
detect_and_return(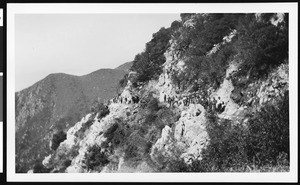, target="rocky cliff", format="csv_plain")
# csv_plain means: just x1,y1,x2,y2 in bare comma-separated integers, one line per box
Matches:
18,13,289,173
